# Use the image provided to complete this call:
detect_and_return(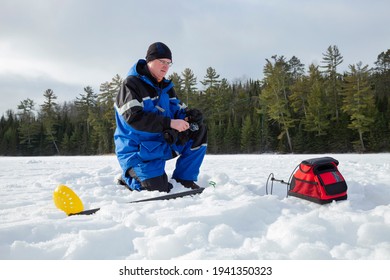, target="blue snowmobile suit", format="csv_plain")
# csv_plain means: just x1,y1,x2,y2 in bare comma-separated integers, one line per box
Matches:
114,59,207,191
